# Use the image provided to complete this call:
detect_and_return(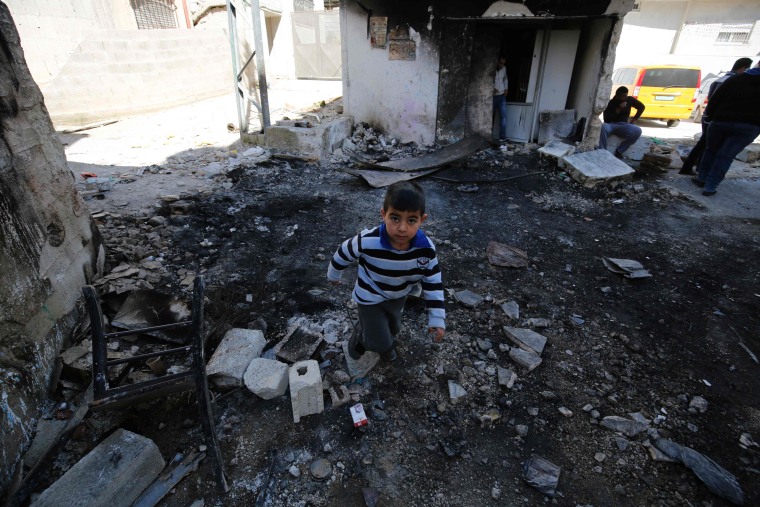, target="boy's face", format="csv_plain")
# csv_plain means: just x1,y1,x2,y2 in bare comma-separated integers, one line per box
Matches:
381,206,427,250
